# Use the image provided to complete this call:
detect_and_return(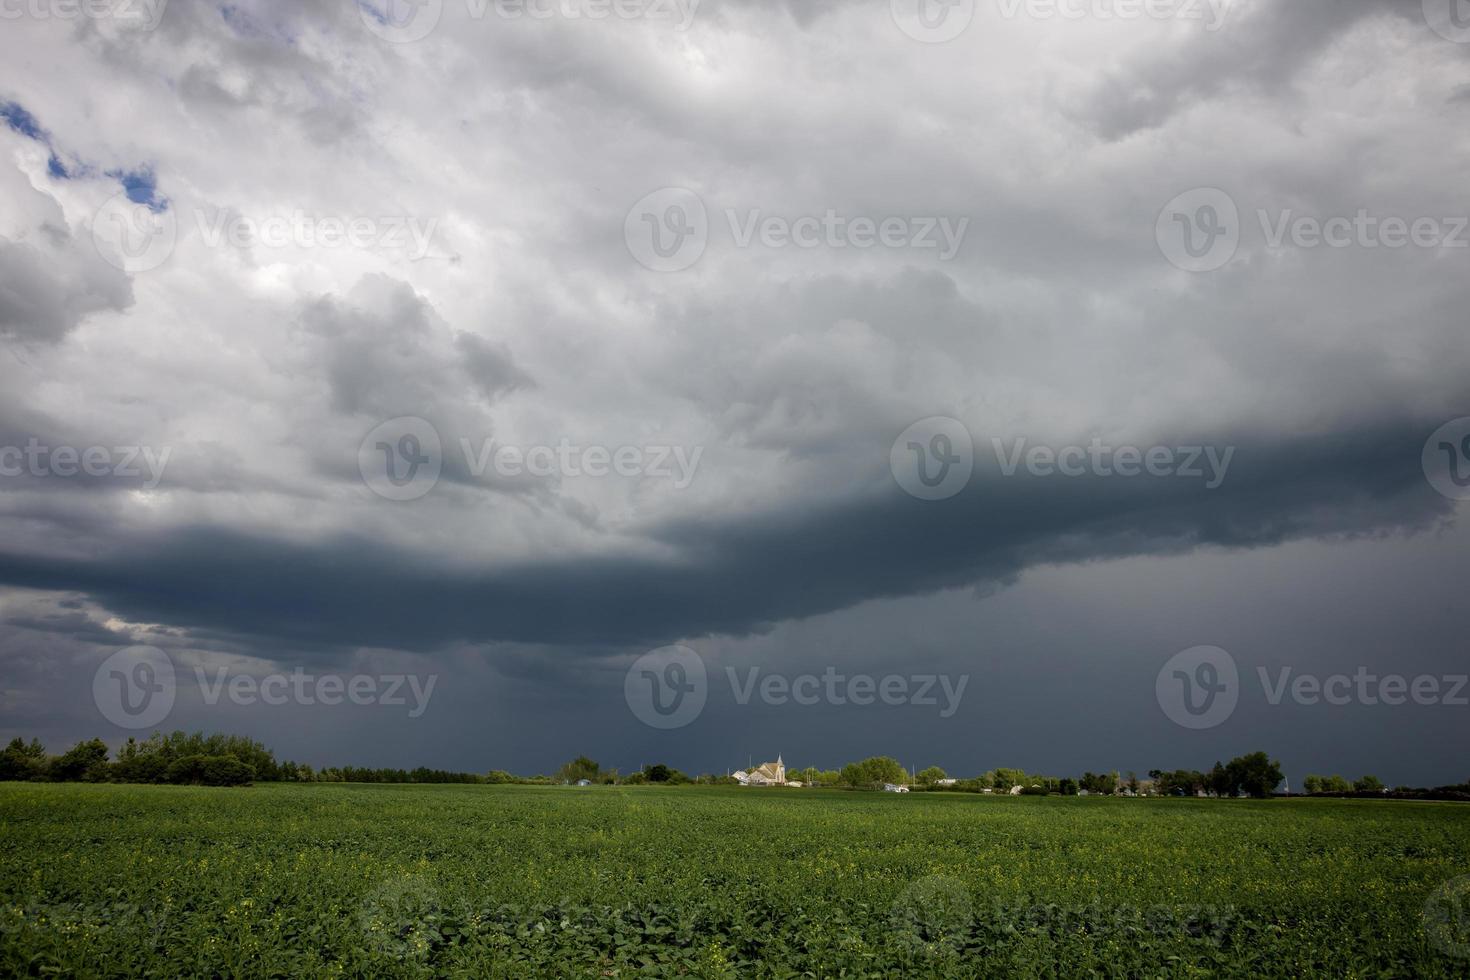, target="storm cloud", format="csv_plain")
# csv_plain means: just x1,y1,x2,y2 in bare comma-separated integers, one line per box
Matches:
0,0,1466,783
